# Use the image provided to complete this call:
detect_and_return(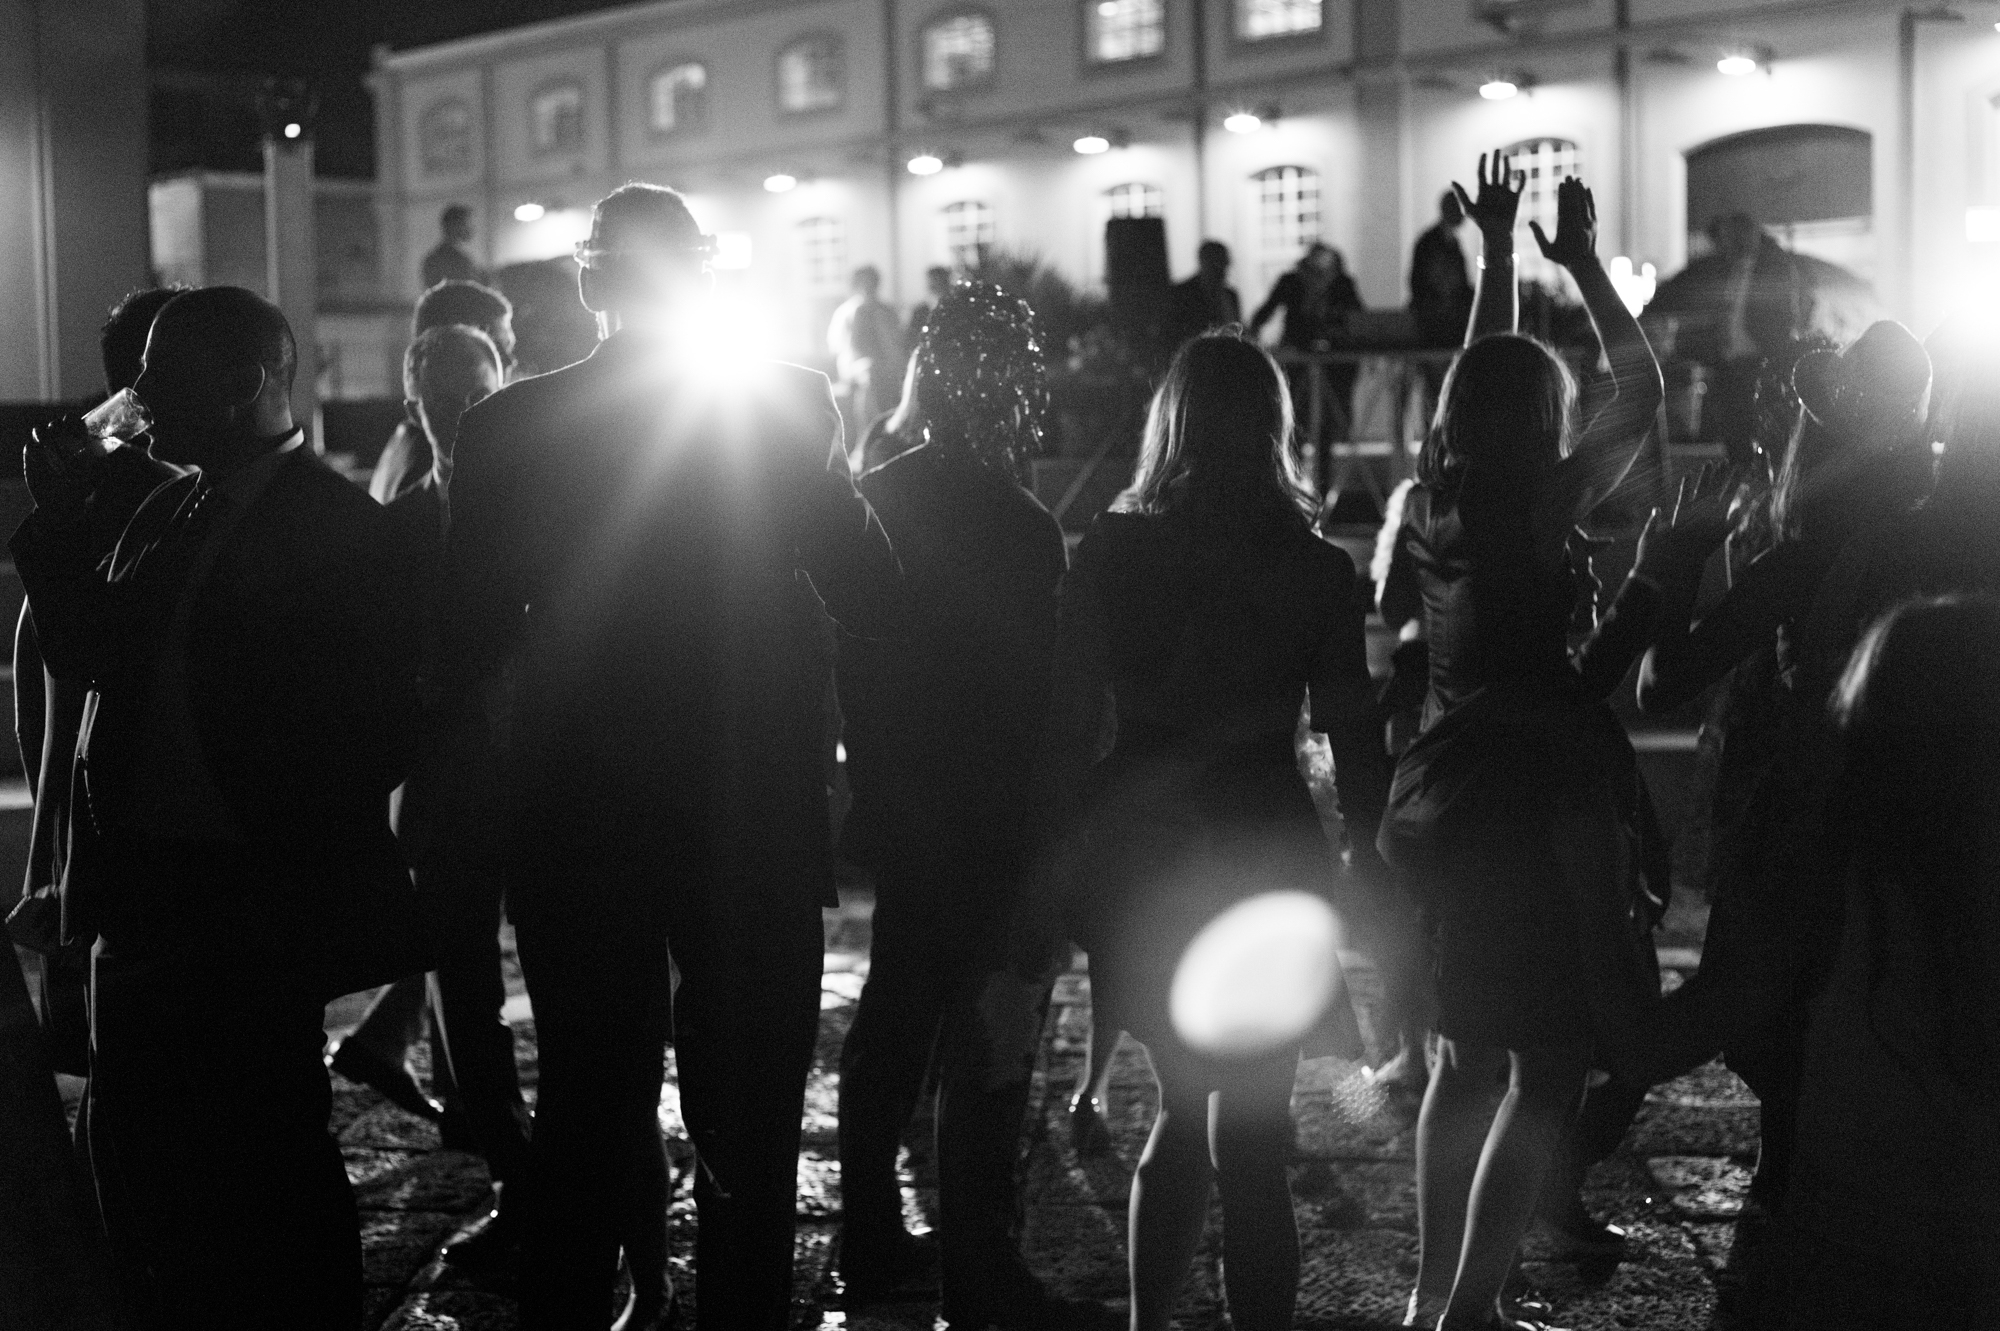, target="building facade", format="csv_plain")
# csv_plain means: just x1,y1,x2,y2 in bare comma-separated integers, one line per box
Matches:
371,0,2000,364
